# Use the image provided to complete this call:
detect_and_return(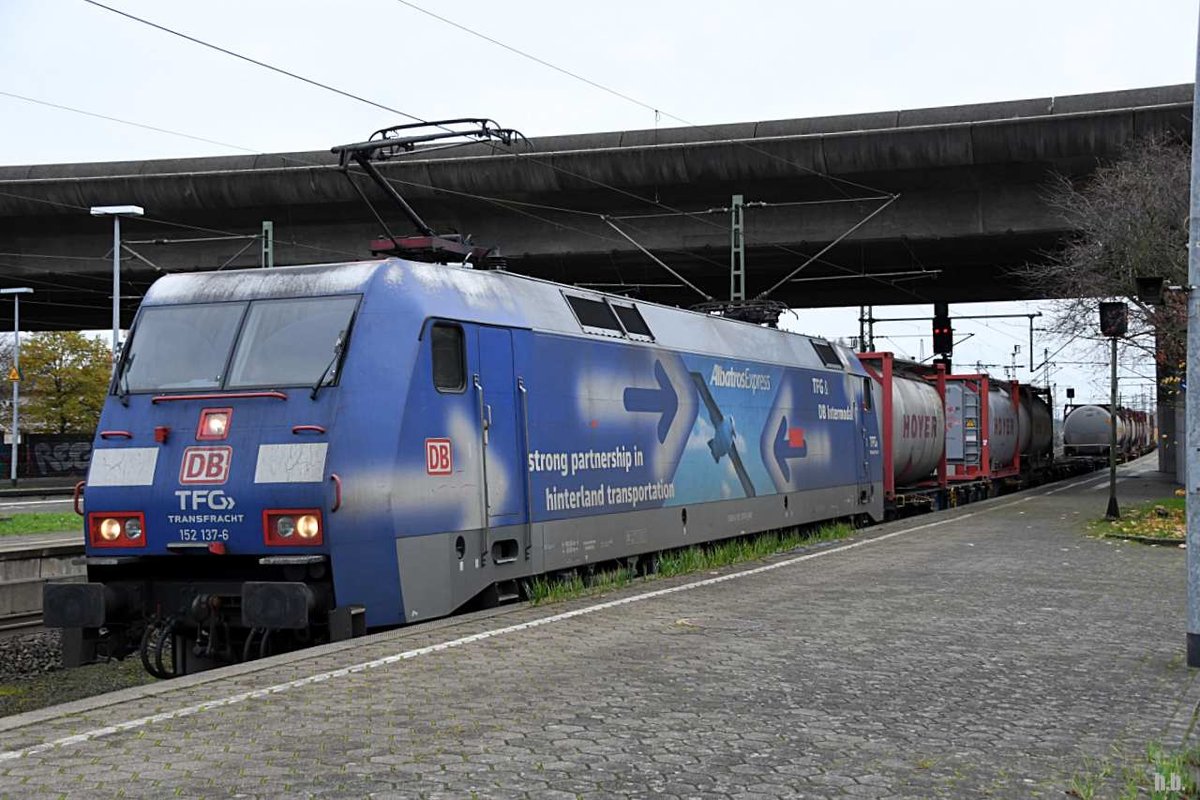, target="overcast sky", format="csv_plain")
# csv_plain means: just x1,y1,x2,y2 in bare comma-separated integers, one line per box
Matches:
1,0,1195,409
